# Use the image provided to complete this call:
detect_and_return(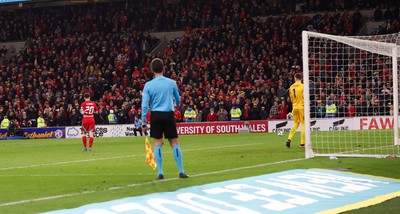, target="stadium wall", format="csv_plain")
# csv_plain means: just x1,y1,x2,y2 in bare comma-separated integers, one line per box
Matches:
268,116,396,133
0,116,396,139
64,121,269,138
0,127,65,139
